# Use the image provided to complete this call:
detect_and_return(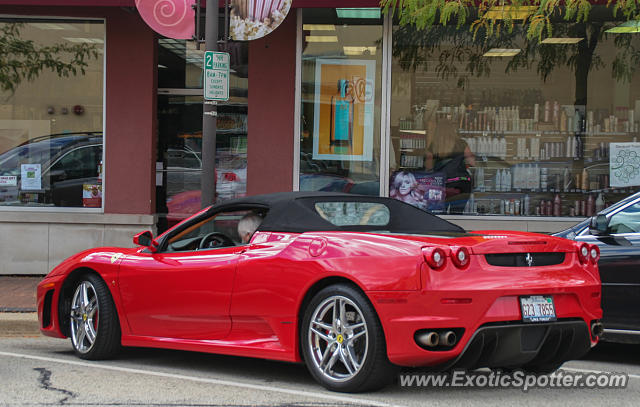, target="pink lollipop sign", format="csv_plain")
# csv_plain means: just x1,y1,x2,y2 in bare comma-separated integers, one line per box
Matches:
135,0,195,40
